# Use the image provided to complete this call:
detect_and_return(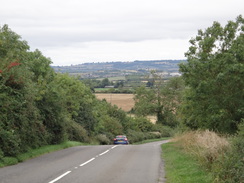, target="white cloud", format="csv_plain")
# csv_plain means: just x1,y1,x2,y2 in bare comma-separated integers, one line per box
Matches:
0,0,243,65
44,39,189,65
